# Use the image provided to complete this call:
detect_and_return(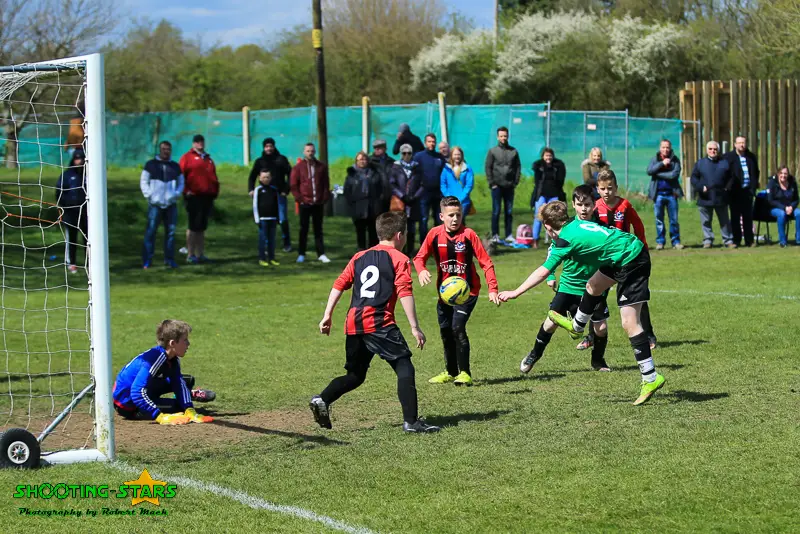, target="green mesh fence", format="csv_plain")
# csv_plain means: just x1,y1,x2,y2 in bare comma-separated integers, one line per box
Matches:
2,104,688,193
